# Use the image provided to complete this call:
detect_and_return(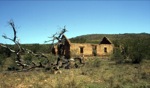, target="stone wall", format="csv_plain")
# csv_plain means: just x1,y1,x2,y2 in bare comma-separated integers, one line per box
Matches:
52,36,114,58
70,43,113,57
70,43,93,56
97,44,113,56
